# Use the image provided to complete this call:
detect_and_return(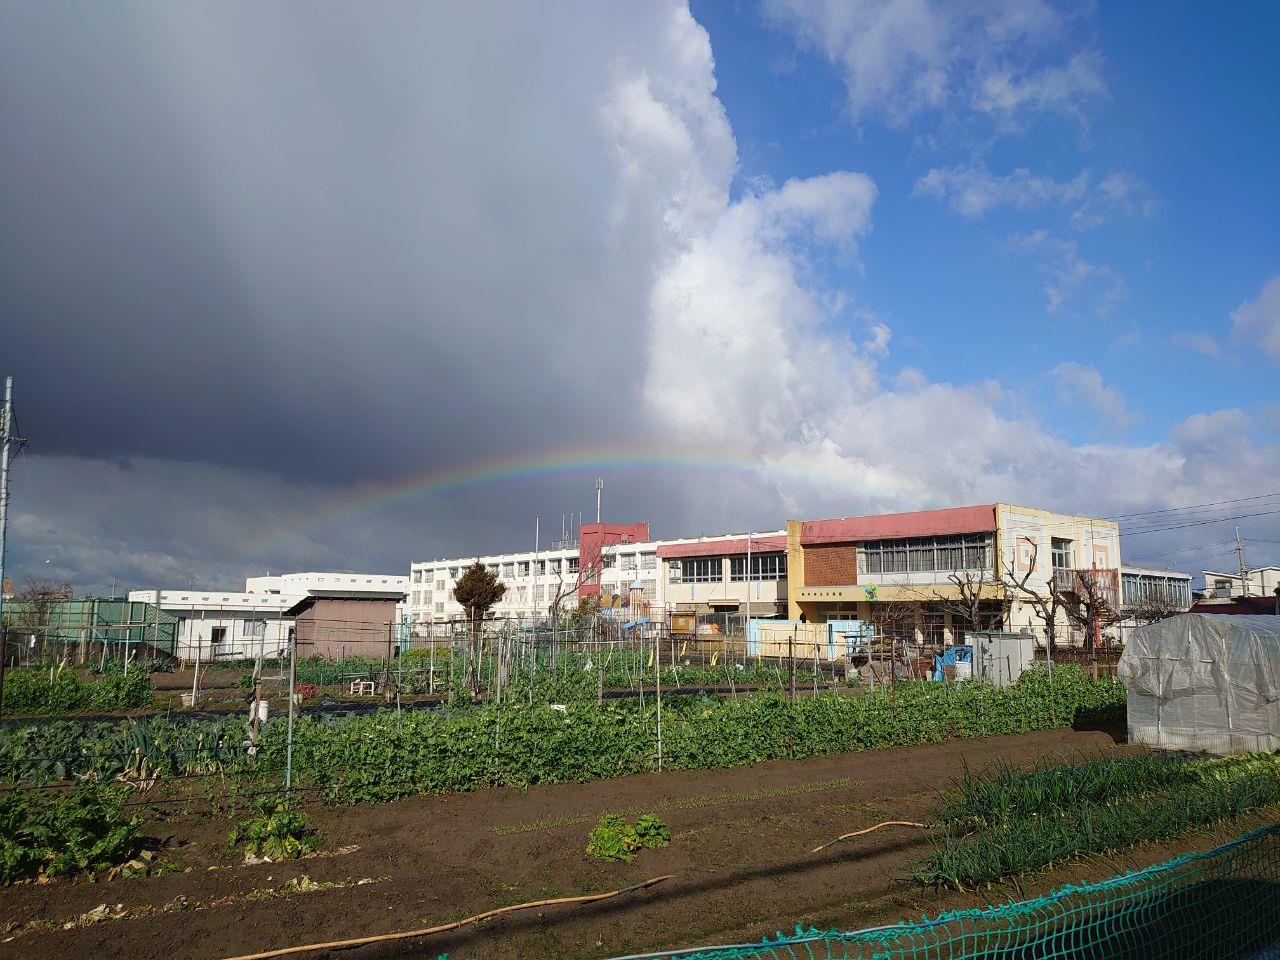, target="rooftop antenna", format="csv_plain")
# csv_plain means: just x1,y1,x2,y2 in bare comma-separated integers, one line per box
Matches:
595,477,603,524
